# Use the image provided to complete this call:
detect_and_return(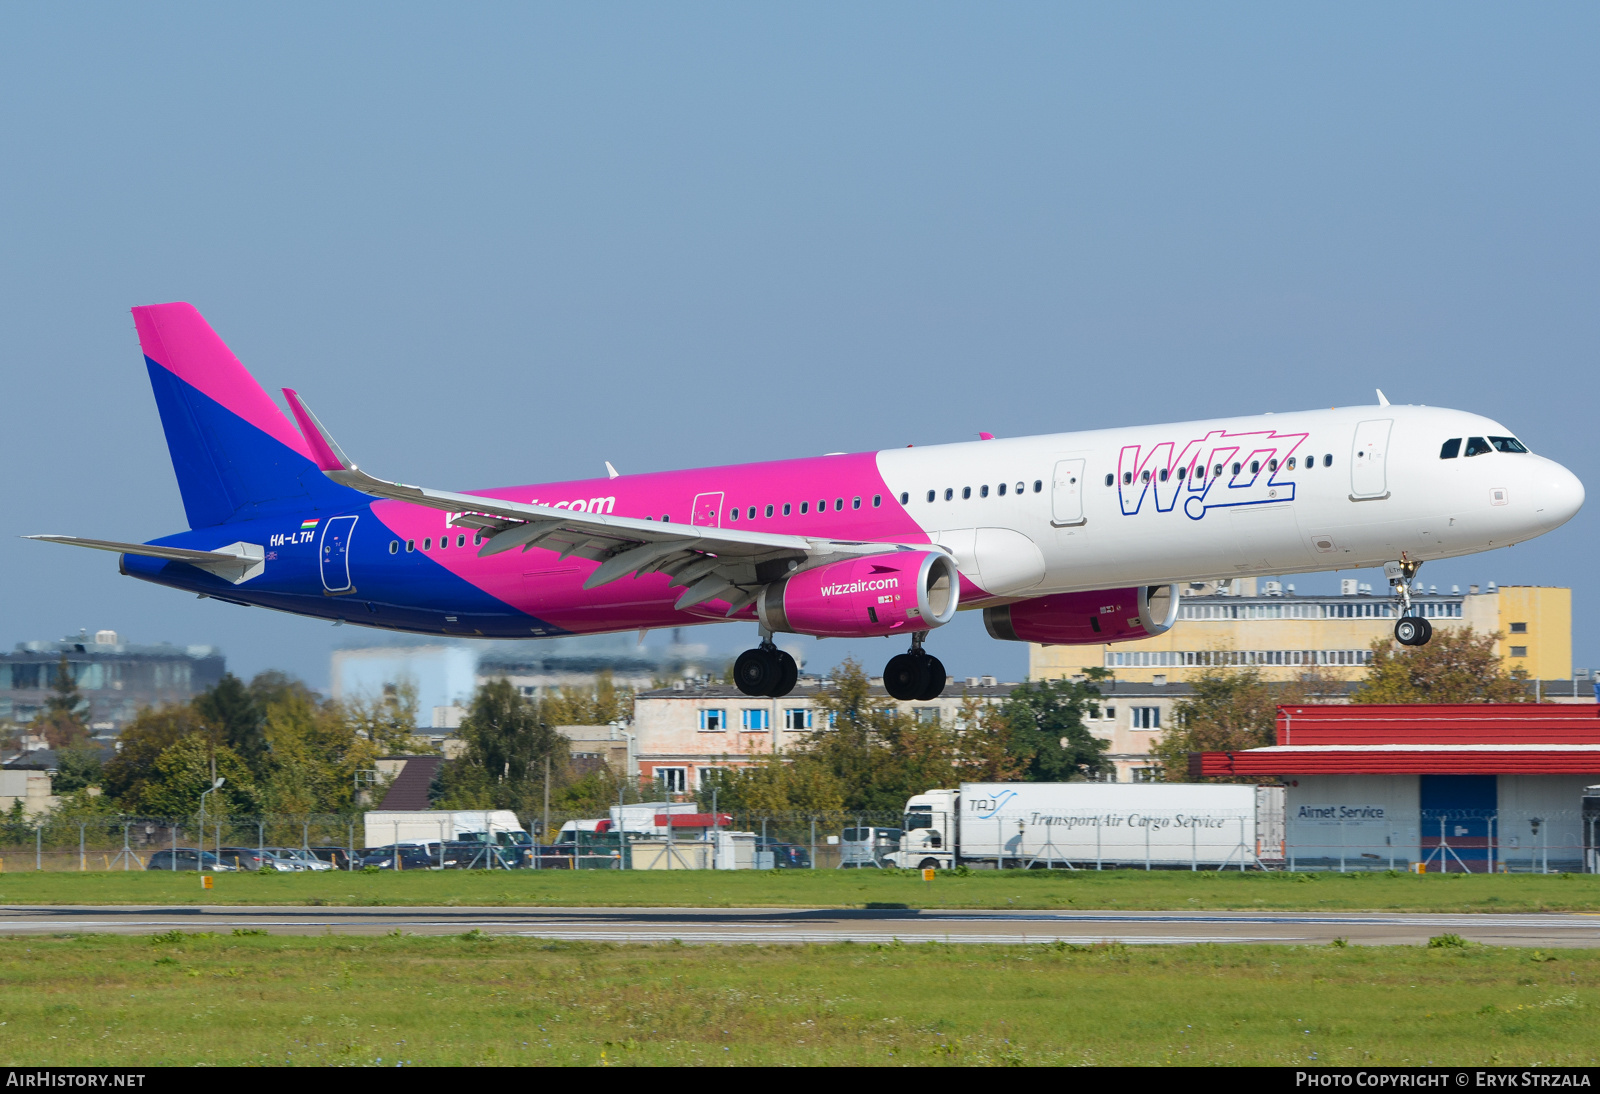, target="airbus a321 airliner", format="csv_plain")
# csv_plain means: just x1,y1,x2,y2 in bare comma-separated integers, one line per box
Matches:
32,303,1585,701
